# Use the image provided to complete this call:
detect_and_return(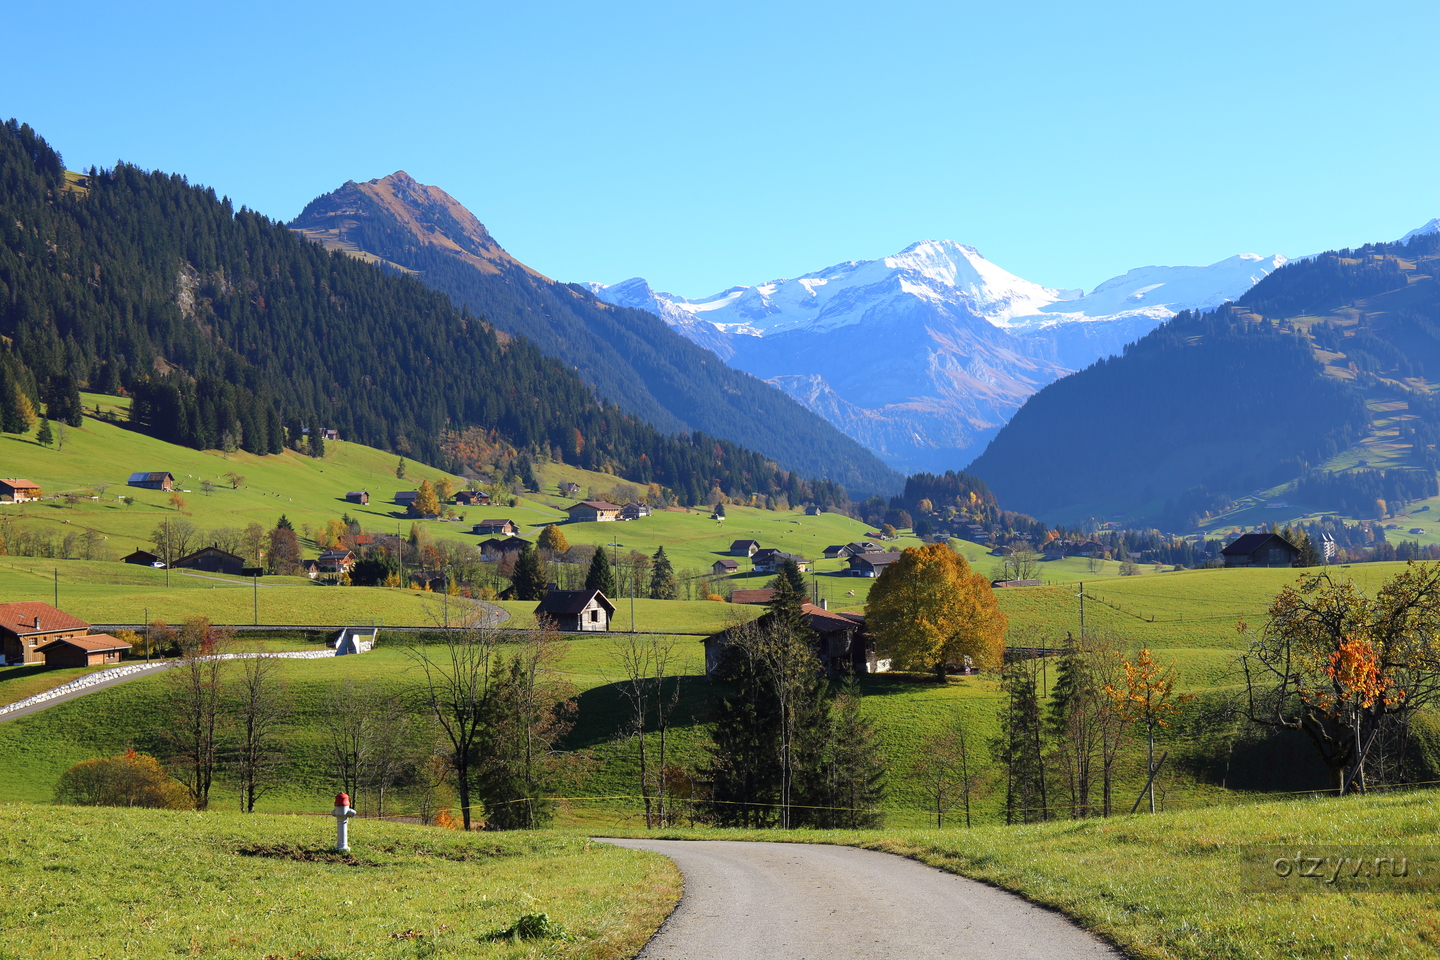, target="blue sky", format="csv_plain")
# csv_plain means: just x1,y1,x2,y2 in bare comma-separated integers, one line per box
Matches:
5,1,1437,295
